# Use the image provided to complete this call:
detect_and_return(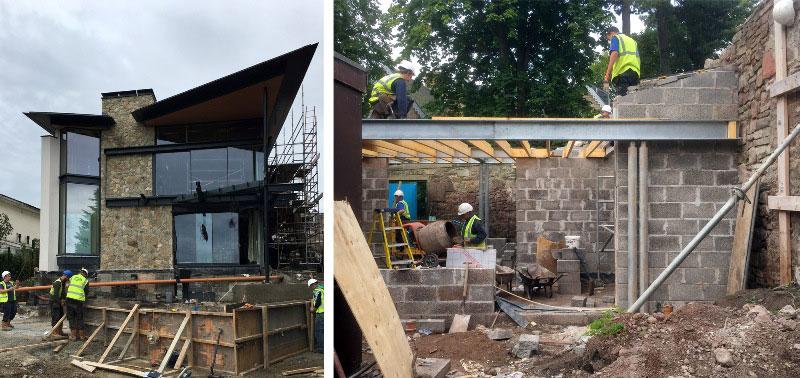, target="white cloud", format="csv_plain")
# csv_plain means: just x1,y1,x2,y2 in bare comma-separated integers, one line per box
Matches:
0,0,323,207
